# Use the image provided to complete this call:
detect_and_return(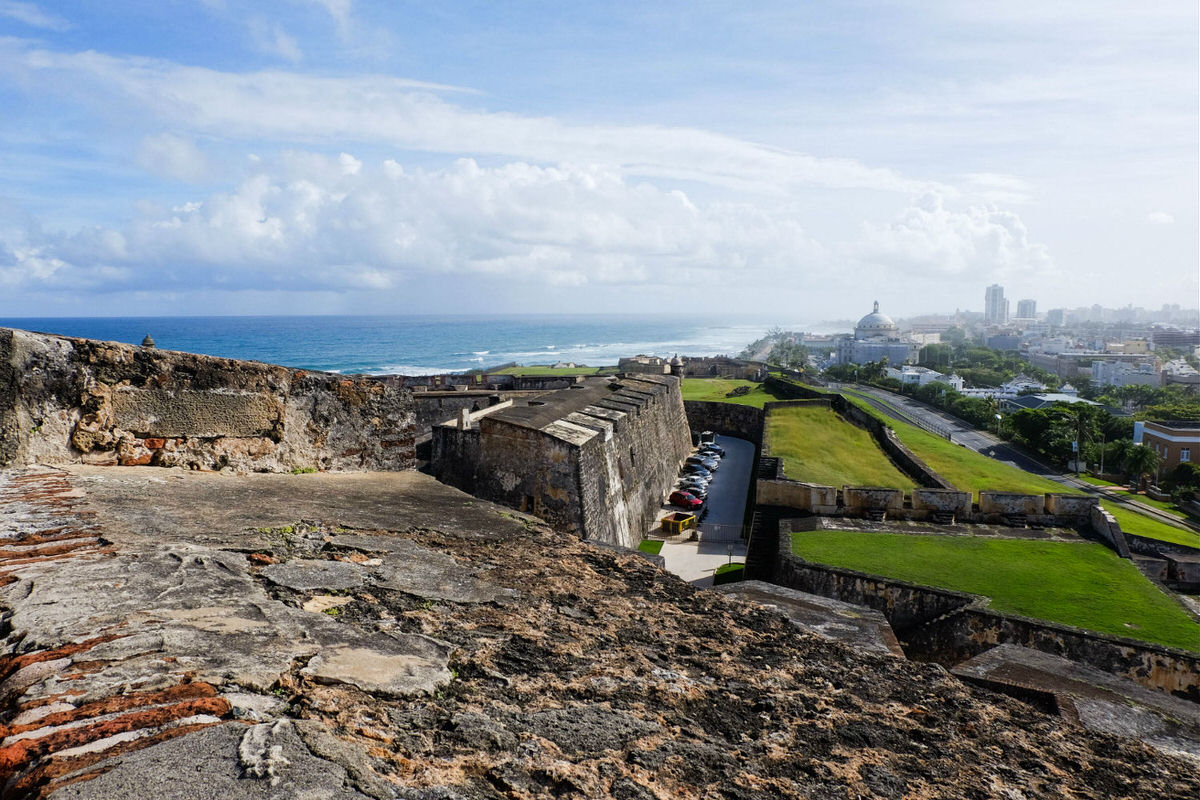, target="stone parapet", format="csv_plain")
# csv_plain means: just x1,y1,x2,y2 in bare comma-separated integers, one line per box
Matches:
912,488,972,519
0,327,414,472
